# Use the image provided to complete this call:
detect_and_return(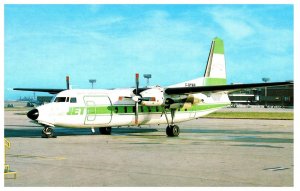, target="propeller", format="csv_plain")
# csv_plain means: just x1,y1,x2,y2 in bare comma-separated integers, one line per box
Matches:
118,73,159,125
